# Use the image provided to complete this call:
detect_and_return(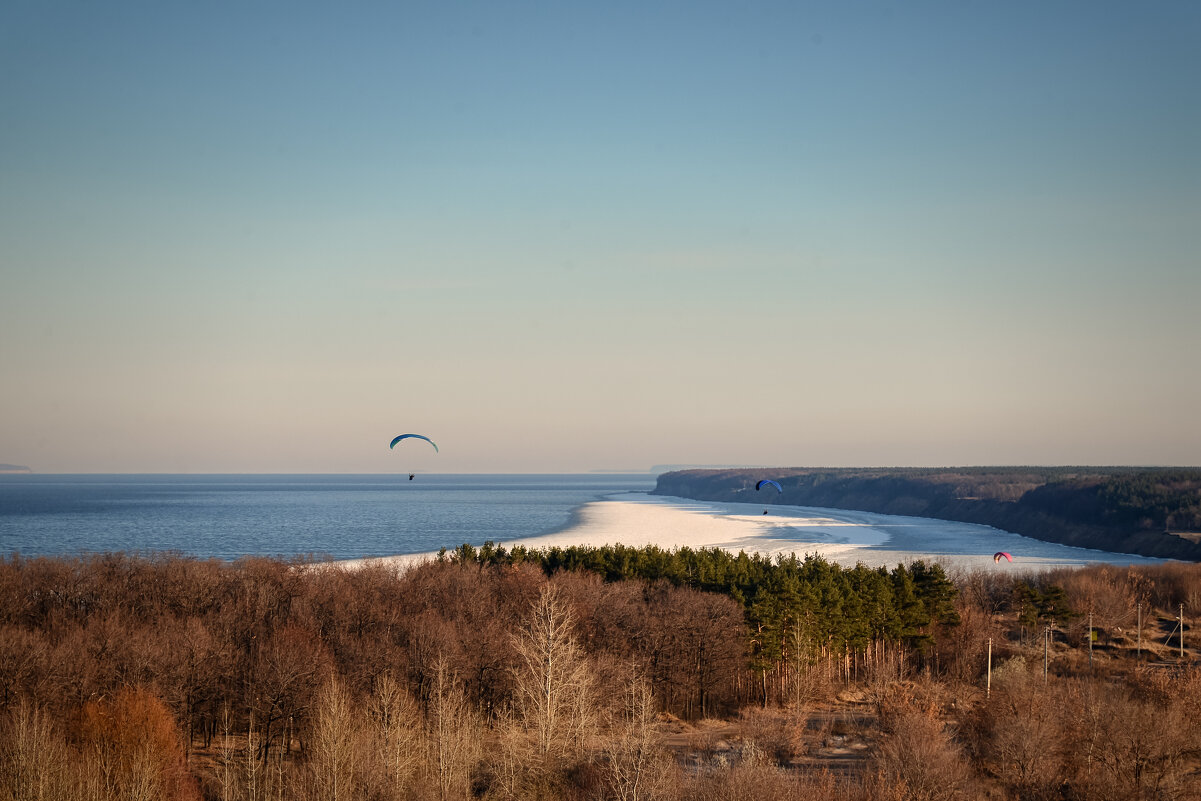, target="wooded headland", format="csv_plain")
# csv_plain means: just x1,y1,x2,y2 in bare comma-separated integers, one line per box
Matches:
654,467,1201,561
